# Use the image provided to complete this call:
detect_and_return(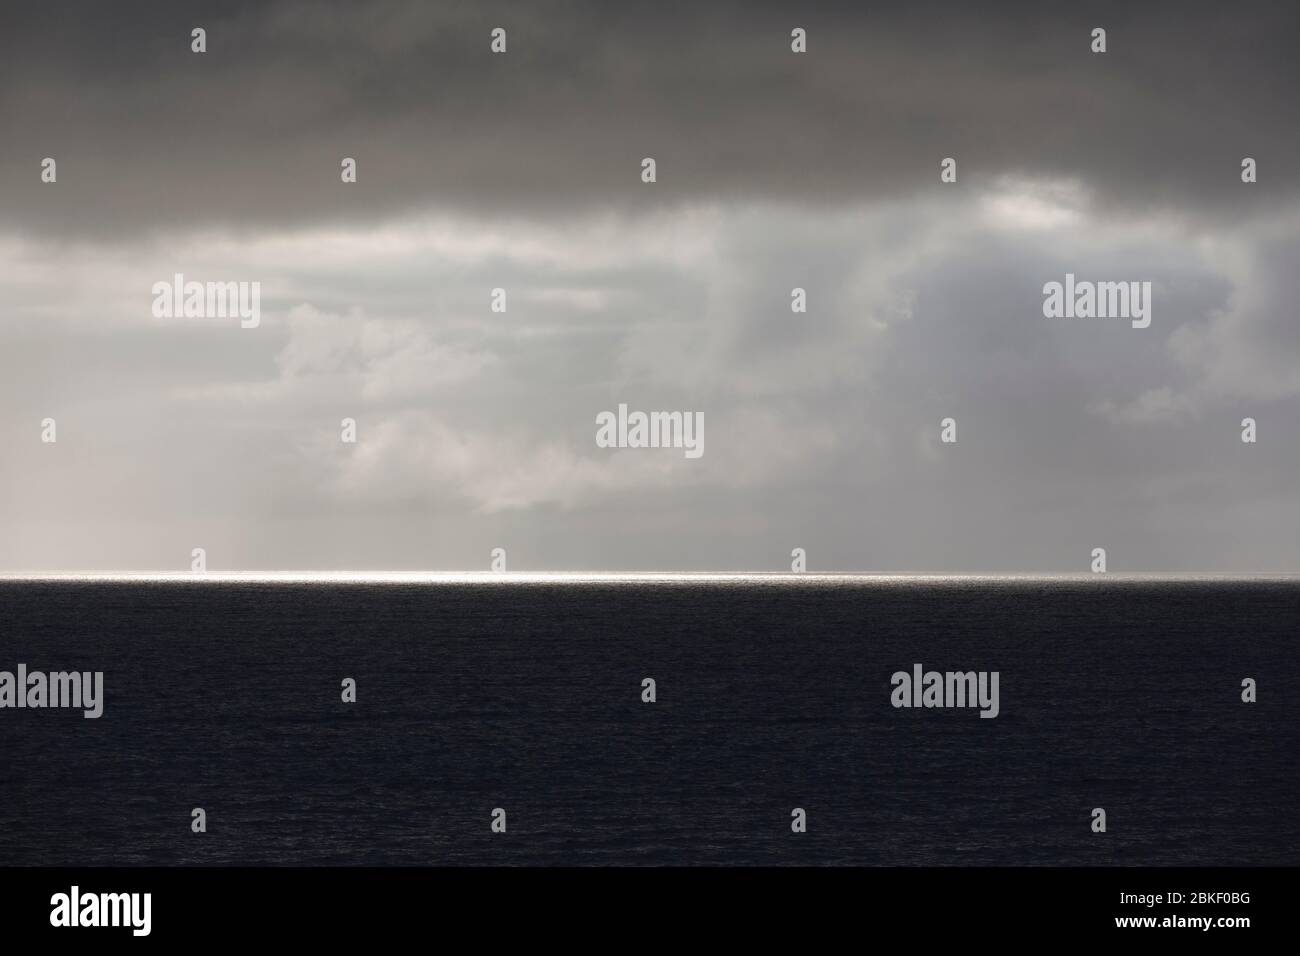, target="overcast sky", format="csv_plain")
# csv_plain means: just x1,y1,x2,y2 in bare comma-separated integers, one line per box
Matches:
2,0,1298,573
